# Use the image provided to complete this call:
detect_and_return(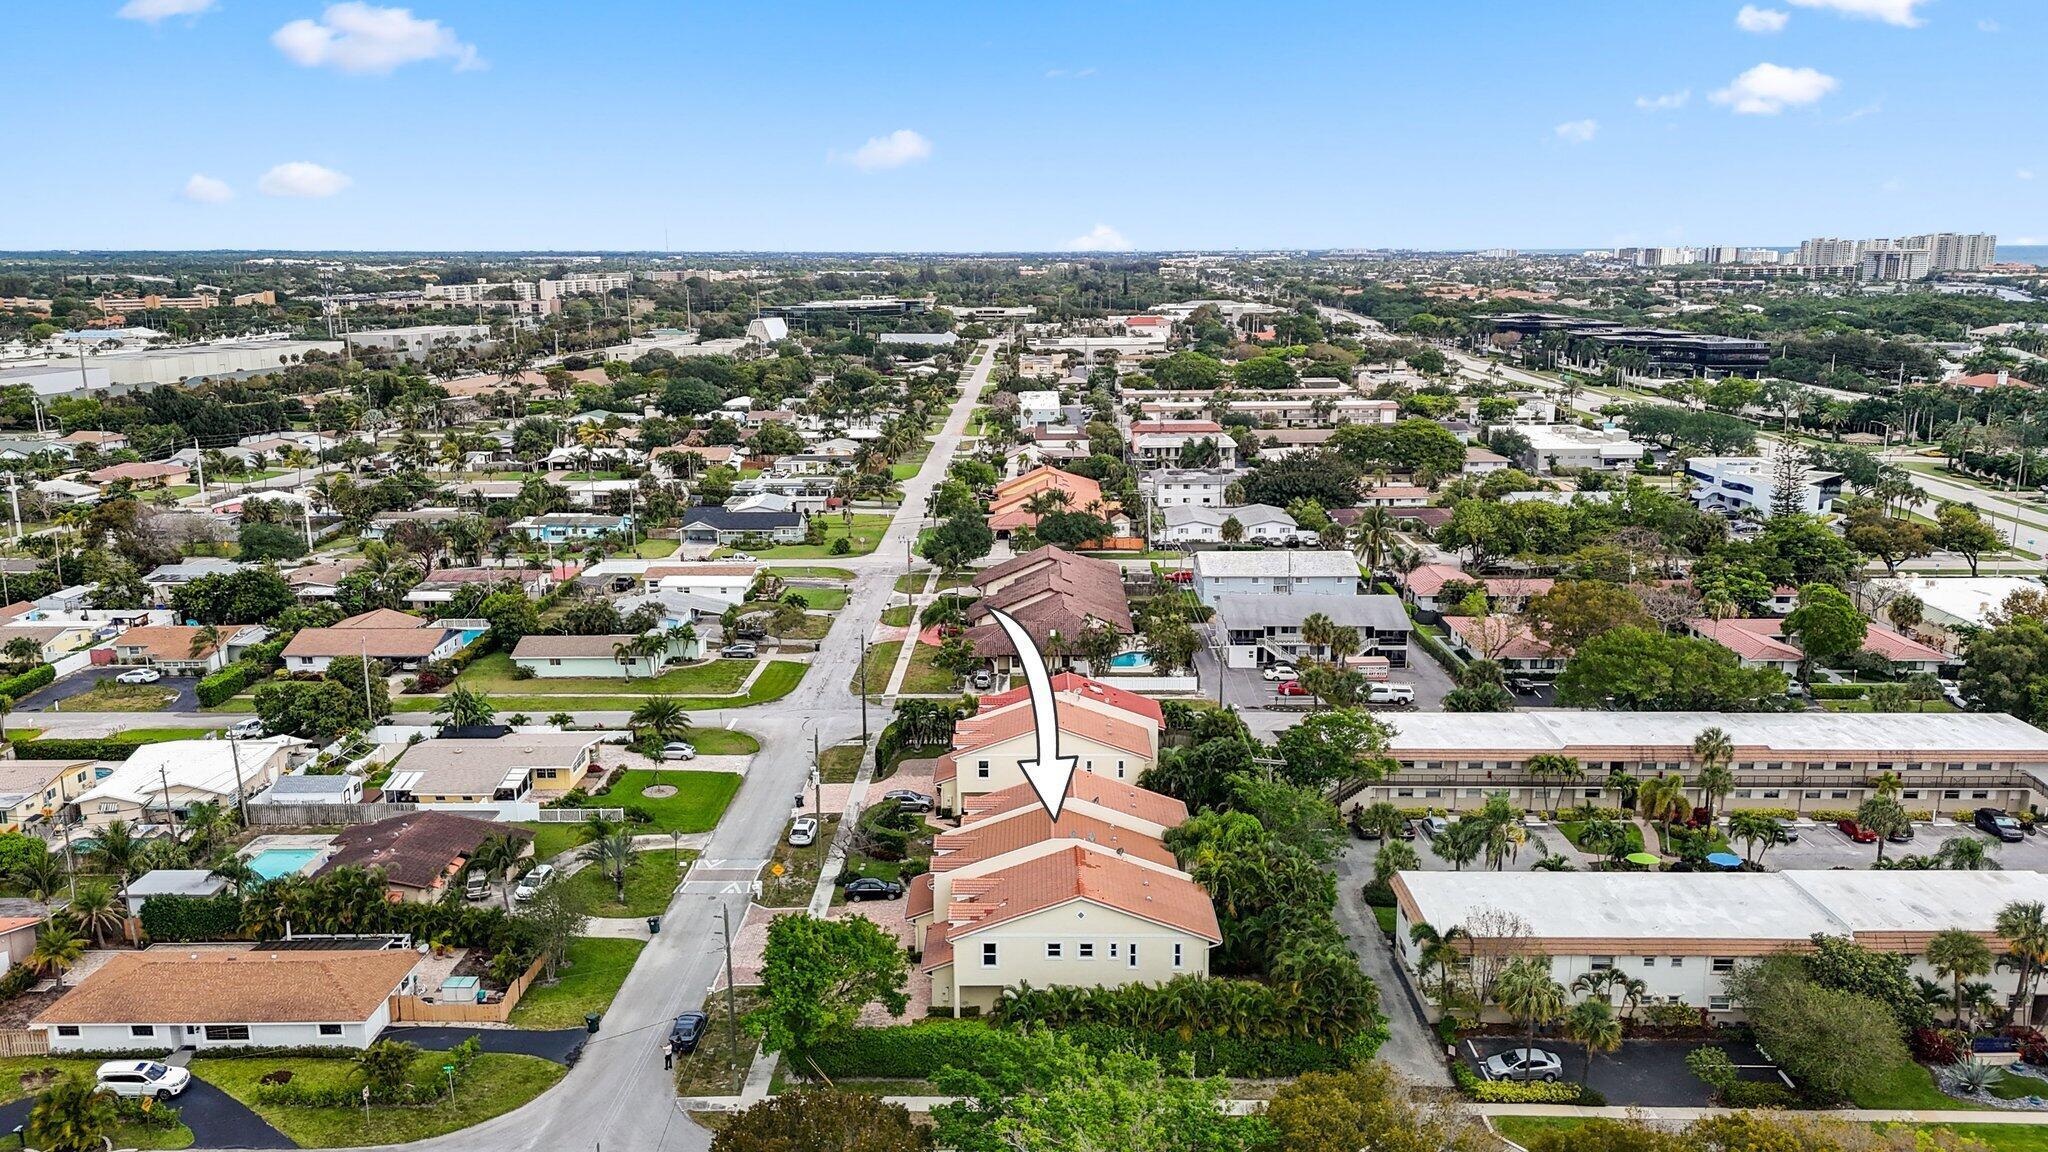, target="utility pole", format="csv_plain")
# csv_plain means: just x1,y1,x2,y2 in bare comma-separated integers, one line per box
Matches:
6,474,19,542
812,731,822,815
158,764,176,838
227,733,247,828
720,904,741,1095
858,634,870,745
193,439,207,501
